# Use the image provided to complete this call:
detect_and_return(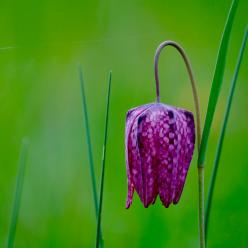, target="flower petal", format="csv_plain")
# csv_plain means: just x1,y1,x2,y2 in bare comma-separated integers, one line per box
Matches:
125,104,151,208
136,111,159,207
173,110,195,204
156,106,177,207
156,105,195,207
